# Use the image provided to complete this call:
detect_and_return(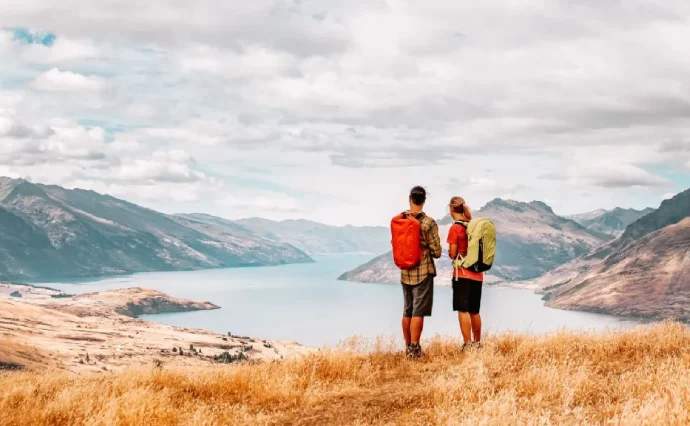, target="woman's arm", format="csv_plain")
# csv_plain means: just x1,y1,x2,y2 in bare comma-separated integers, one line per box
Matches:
447,225,458,259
